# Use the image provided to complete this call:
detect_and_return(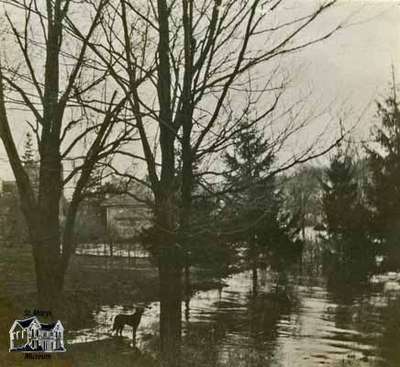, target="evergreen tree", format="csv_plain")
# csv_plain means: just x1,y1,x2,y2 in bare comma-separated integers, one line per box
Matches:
367,82,400,266
320,145,372,275
184,189,236,277
321,148,359,237
22,132,34,164
21,131,39,193
223,121,301,290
